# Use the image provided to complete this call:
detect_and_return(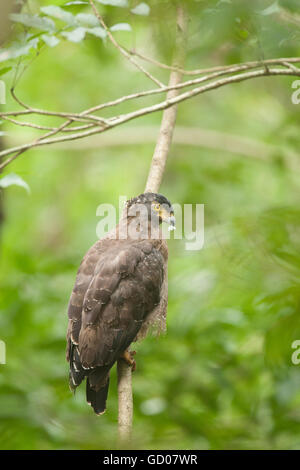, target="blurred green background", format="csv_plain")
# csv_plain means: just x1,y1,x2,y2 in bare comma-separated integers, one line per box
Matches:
1,0,300,450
